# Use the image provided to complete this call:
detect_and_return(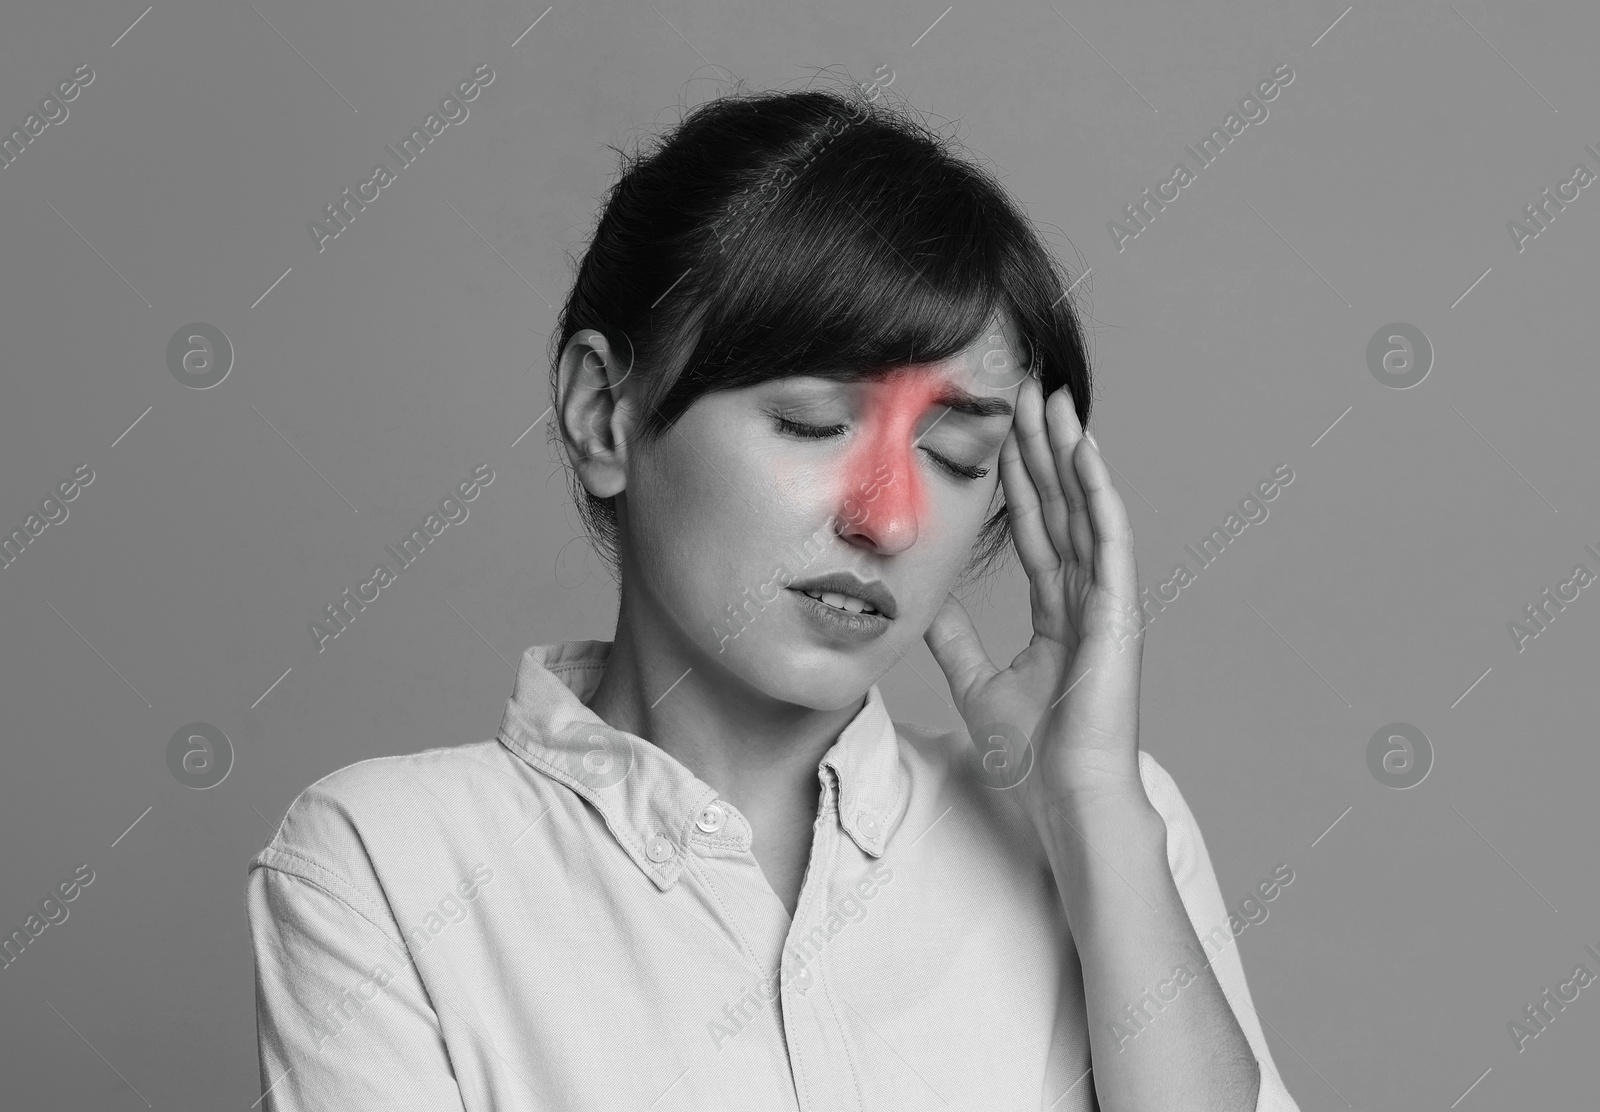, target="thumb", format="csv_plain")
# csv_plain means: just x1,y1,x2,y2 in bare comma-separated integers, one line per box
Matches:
922,592,997,707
